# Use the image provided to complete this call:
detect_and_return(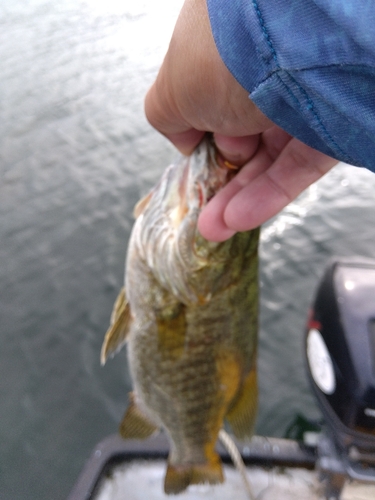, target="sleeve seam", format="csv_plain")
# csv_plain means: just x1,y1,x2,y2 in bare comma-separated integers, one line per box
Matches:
279,73,355,164
253,69,357,165
252,0,279,66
